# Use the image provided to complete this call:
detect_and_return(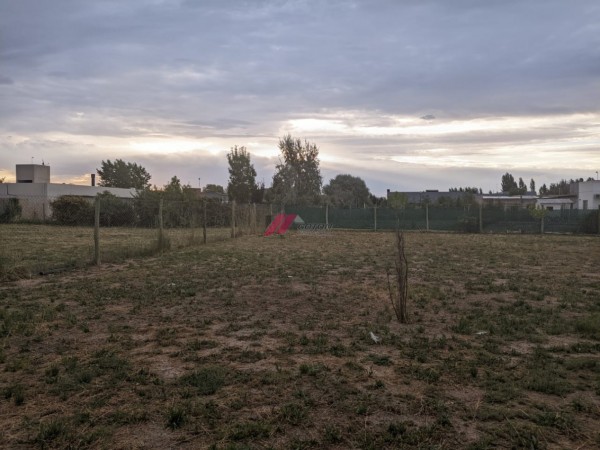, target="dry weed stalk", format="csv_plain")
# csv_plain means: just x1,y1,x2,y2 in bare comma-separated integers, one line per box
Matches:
387,228,408,323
